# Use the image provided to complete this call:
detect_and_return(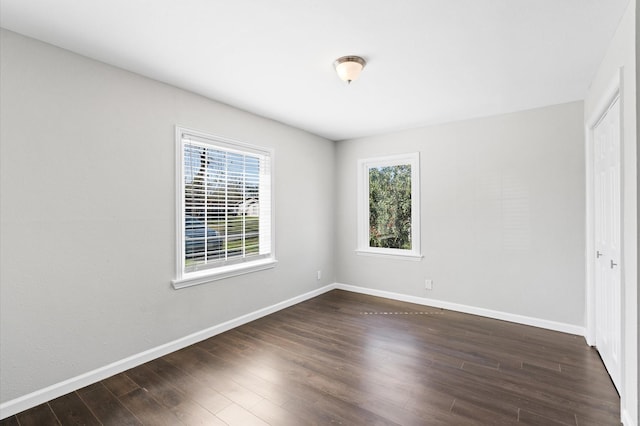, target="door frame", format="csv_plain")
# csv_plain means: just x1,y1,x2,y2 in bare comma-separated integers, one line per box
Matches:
584,67,624,381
